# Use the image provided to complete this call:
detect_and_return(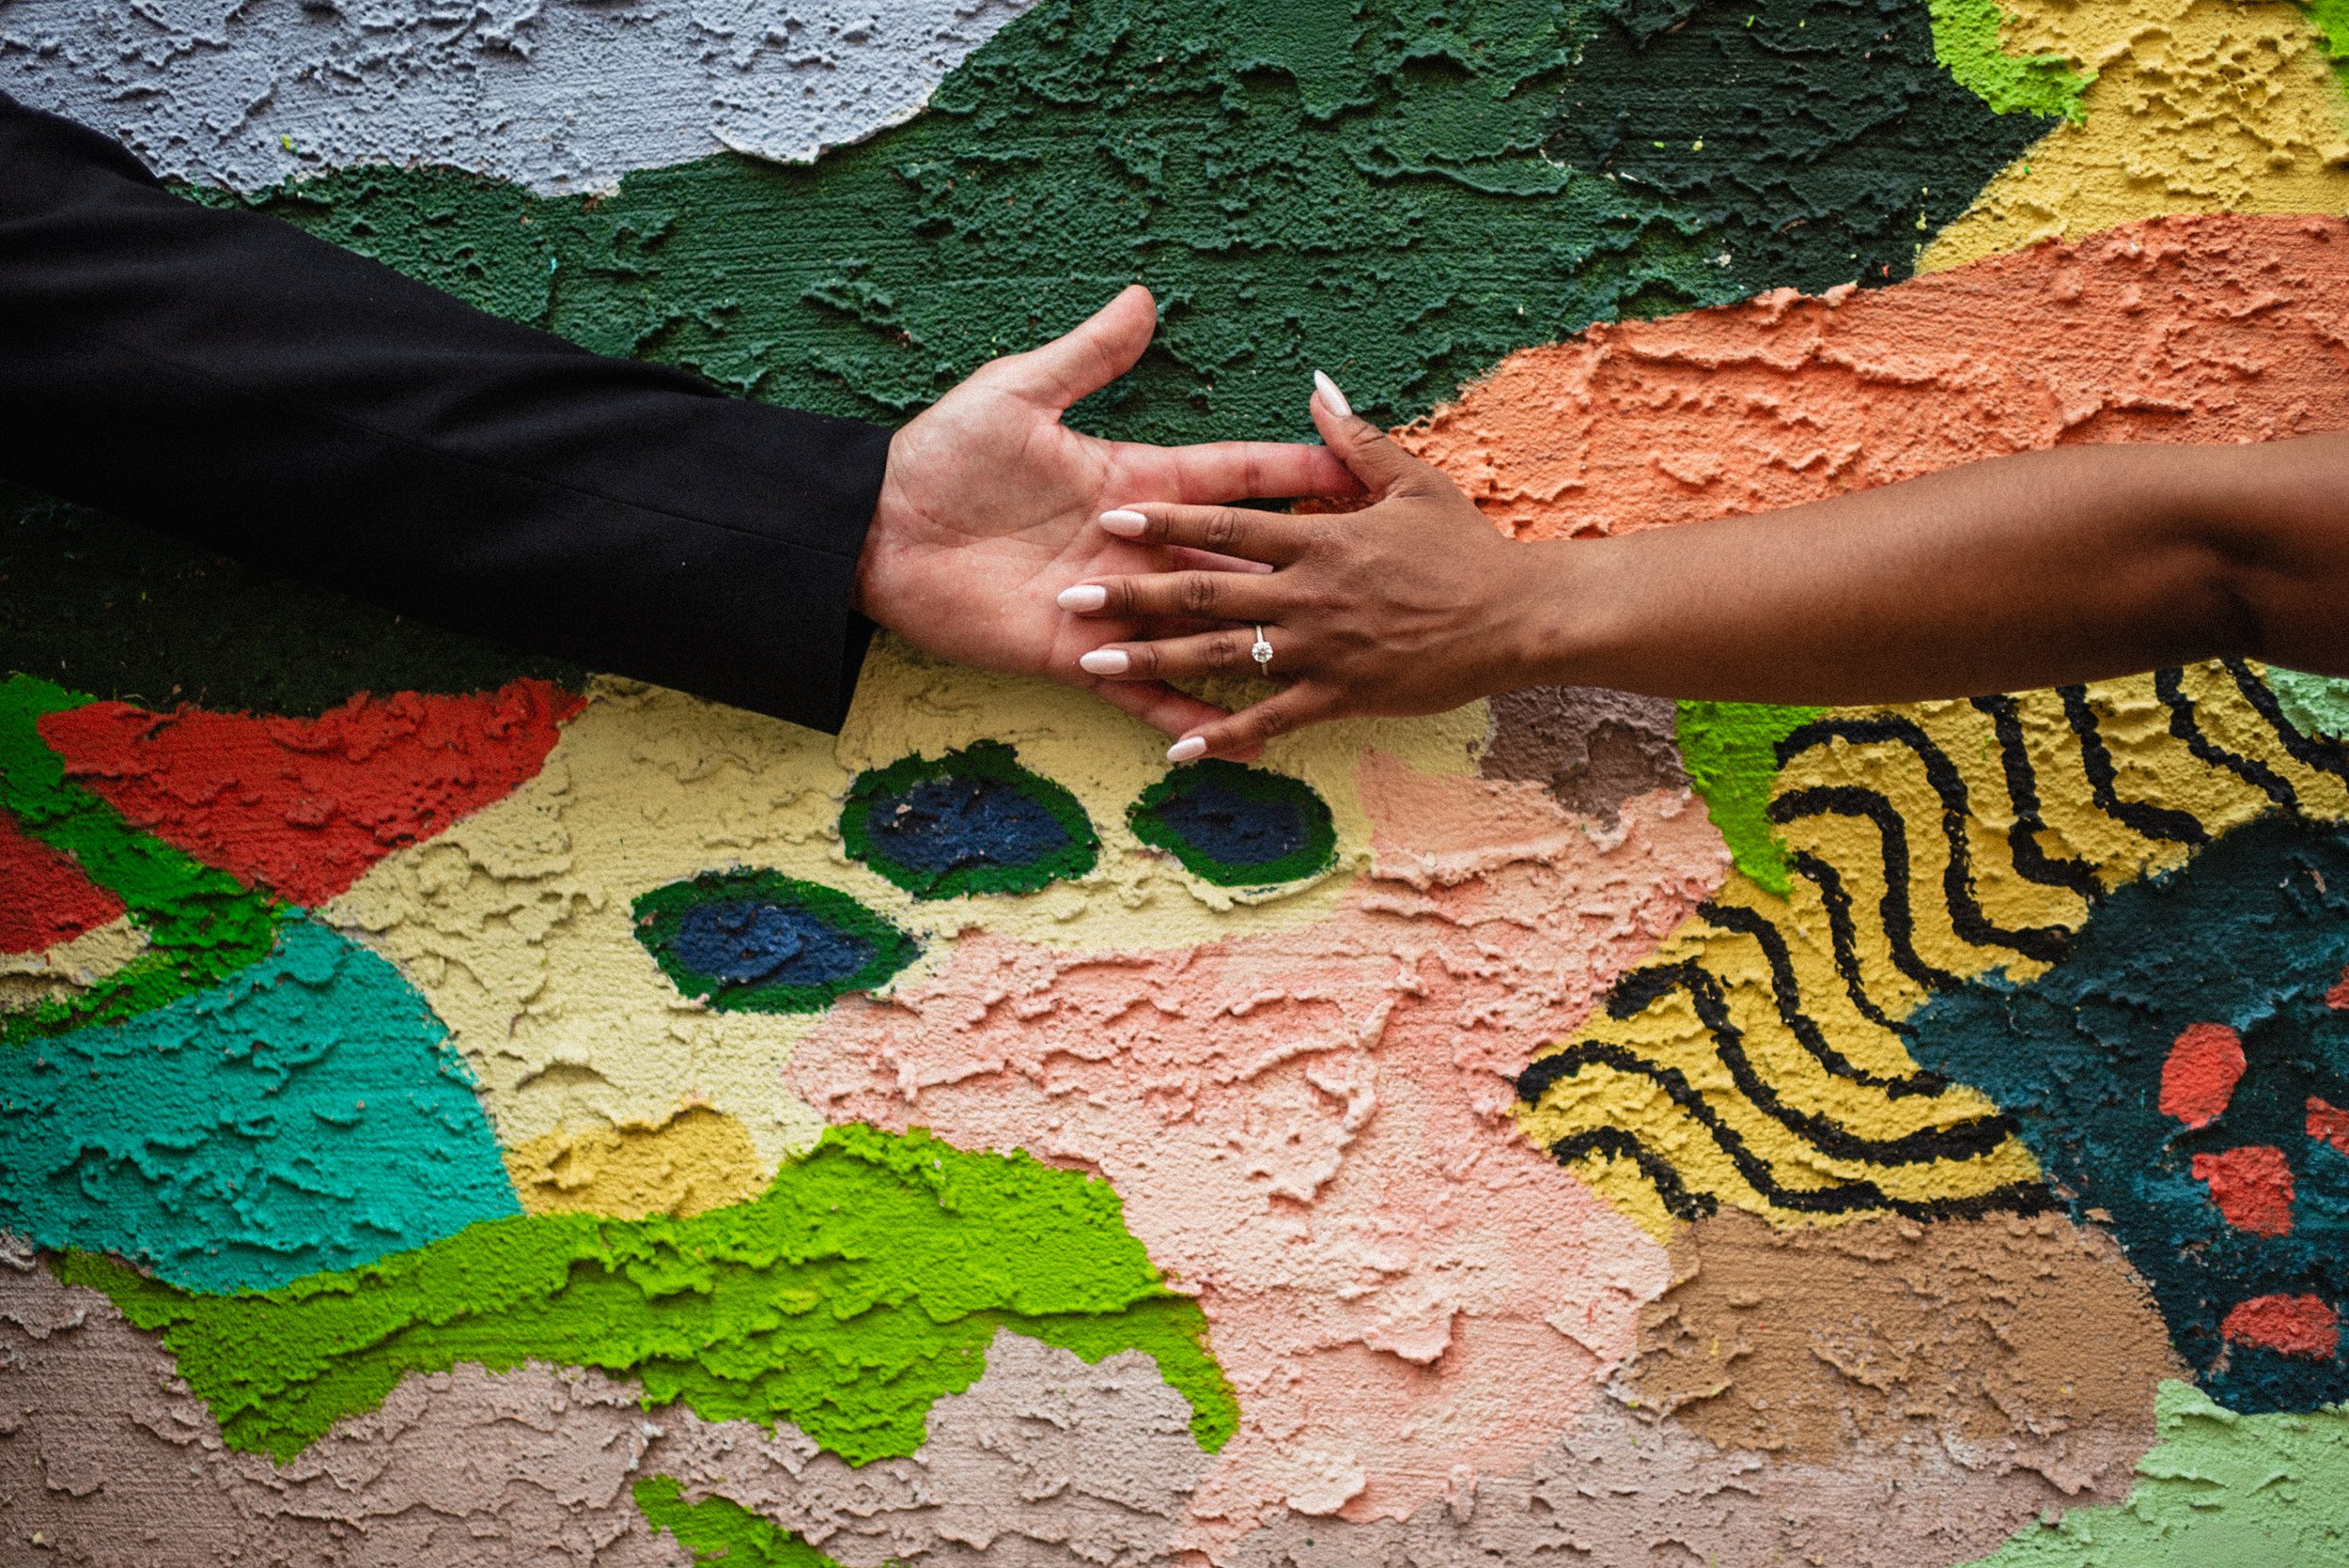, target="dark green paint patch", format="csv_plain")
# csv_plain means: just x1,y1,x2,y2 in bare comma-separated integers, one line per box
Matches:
841,741,1098,899
61,1124,1239,1465
634,1476,845,1568
1674,700,1826,895
632,870,918,1012
0,675,281,1044
1,484,582,718
1128,760,1337,887
223,0,2046,447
